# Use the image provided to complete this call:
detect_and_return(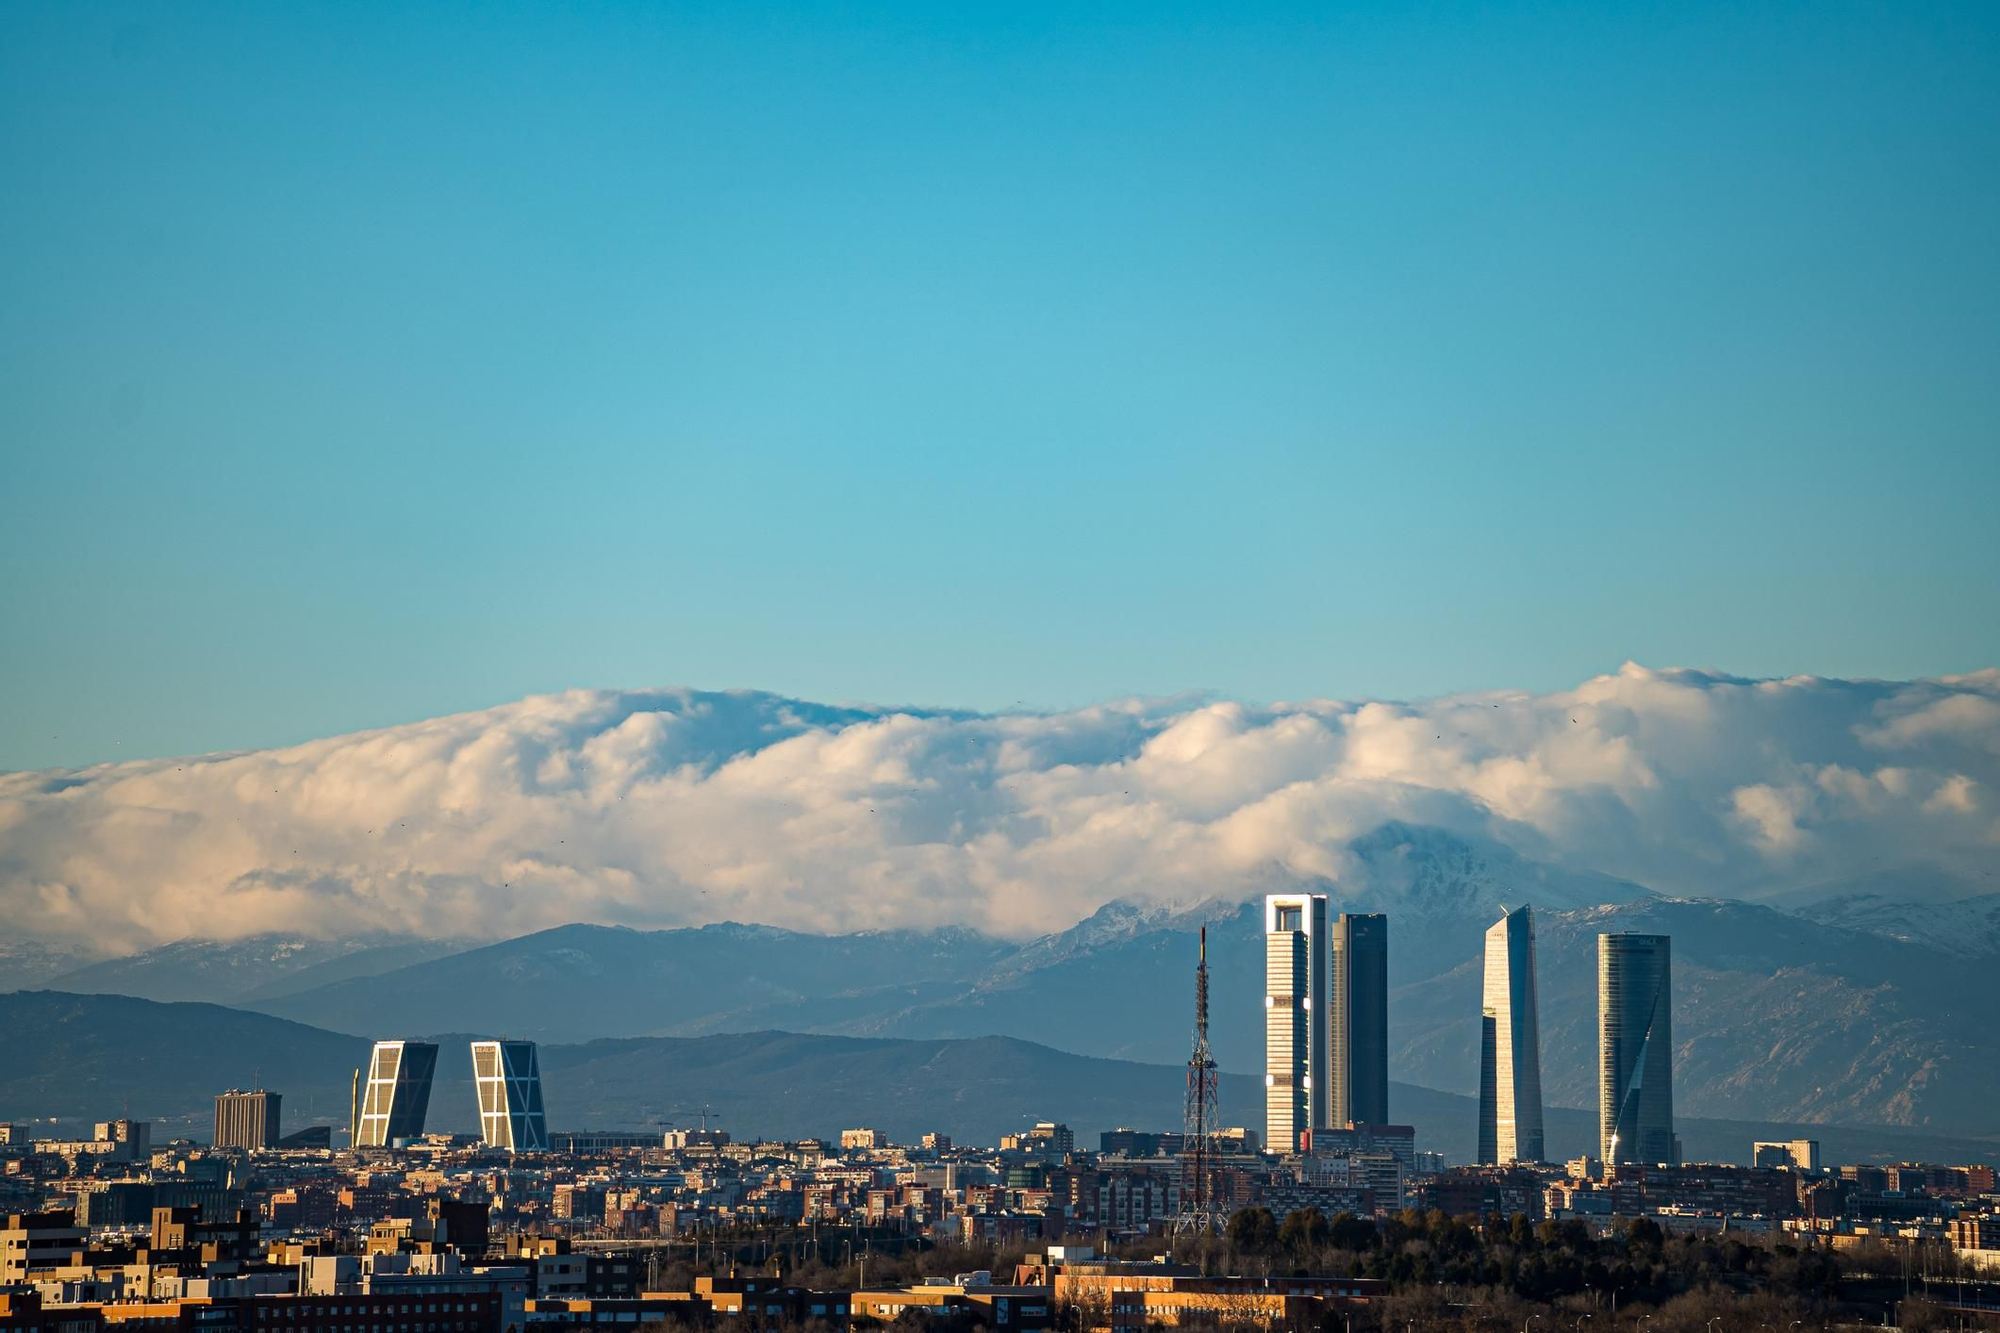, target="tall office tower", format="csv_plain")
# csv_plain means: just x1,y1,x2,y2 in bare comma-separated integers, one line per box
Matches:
355,1040,438,1148
471,1040,548,1152
1599,933,1675,1165
1264,893,1329,1155
1331,913,1389,1127
213,1089,282,1151
1477,907,1545,1164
